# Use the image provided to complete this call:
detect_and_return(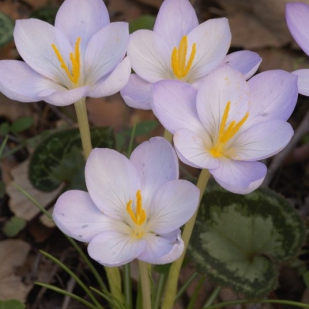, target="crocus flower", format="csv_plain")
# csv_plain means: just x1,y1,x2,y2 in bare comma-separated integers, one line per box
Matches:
53,137,199,266
286,2,309,96
0,0,130,106
152,66,298,194
120,0,261,110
